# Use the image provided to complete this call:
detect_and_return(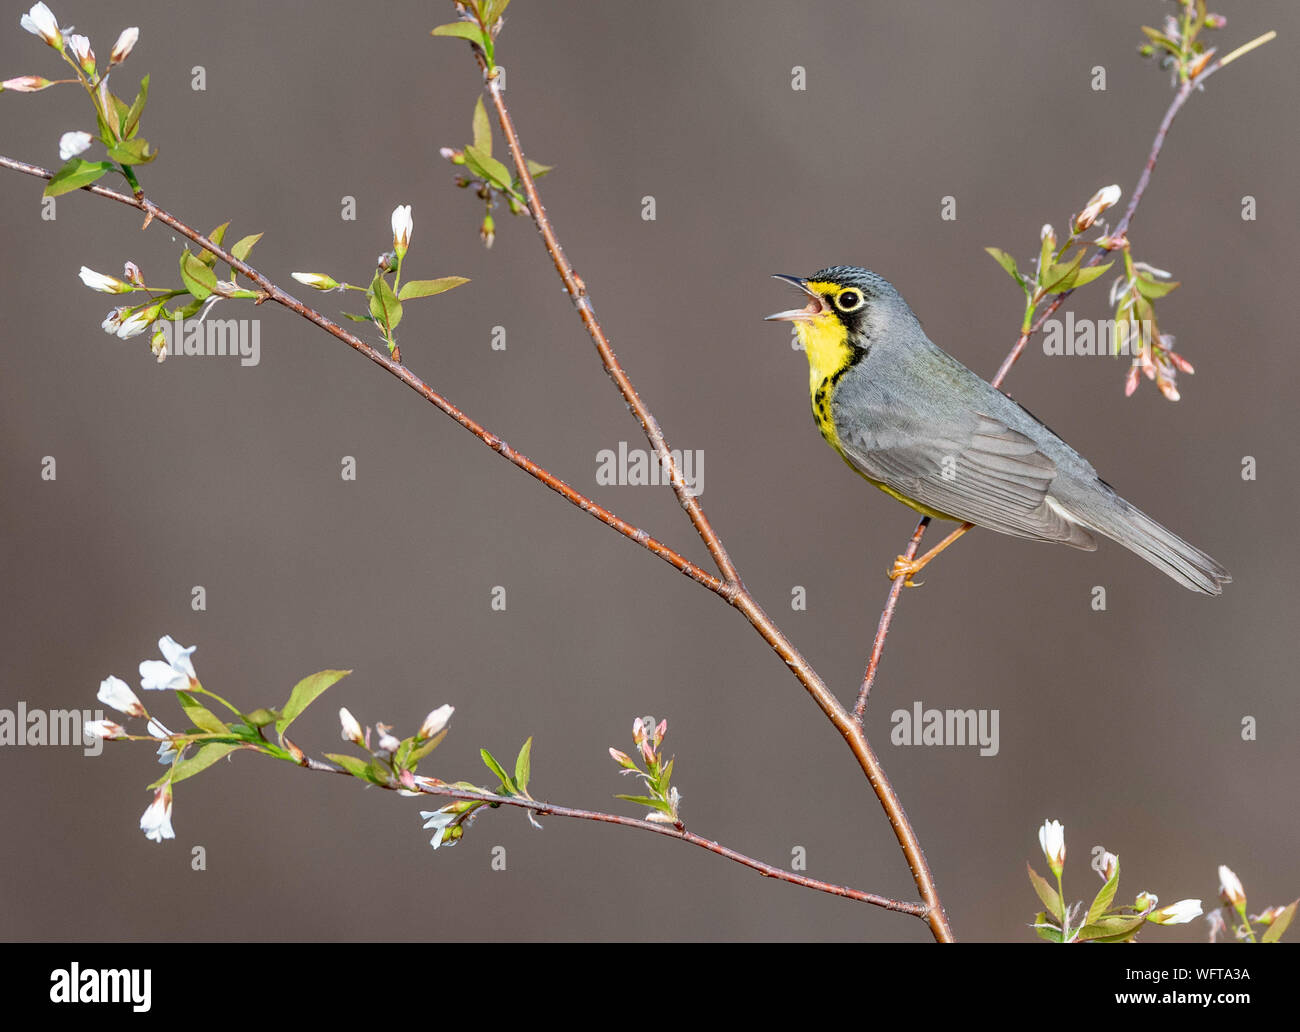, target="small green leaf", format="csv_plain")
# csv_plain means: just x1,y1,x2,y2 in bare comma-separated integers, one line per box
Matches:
472,96,491,158
614,794,672,812
1034,914,1063,943
481,0,512,24
514,737,532,793
1261,900,1297,943
43,159,114,197
197,221,231,266
1087,858,1121,925
397,276,469,300
985,246,1024,287
525,158,553,178
176,690,229,735
362,761,392,786
275,669,351,743
1042,248,1087,293
122,74,149,139
480,748,518,793
230,232,263,262
324,753,372,779
1077,914,1147,940
169,741,242,784
431,22,487,47
1070,261,1114,290
243,707,279,727
340,312,374,323
369,274,403,331
407,728,448,765
105,136,156,165
1027,862,1064,921
1134,272,1180,299
462,144,513,191
179,250,218,300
